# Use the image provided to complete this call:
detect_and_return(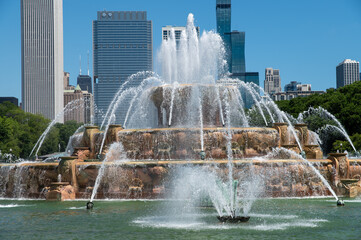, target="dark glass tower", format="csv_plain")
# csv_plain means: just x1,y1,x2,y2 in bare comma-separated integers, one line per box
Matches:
216,0,232,72
229,31,245,74
77,75,92,93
